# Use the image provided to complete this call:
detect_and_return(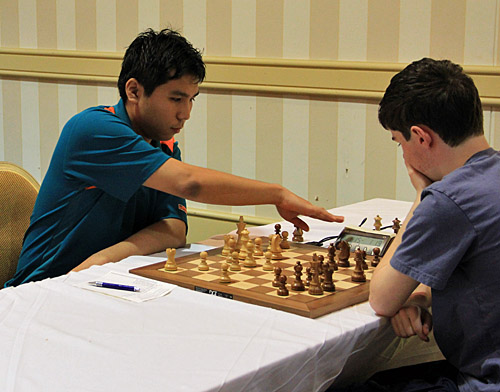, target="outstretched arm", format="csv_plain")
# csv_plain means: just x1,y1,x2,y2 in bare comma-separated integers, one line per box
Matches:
144,158,344,231
71,218,186,272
